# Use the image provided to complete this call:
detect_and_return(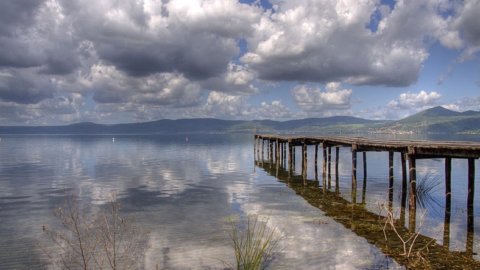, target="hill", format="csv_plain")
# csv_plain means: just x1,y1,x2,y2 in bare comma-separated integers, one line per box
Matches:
375,106,480,134
0,106,479,135
0,116,384,135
